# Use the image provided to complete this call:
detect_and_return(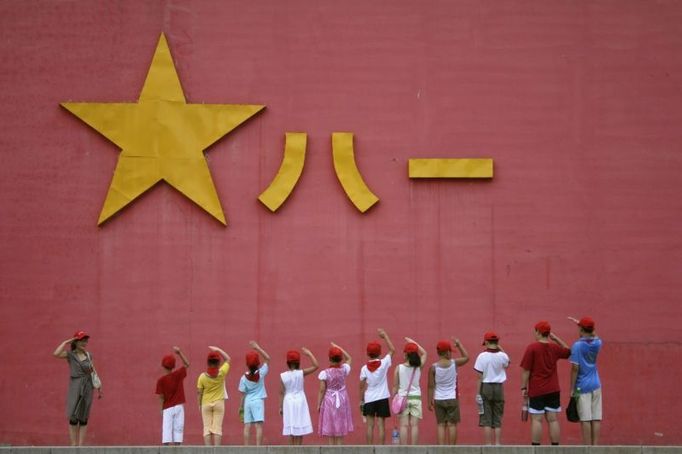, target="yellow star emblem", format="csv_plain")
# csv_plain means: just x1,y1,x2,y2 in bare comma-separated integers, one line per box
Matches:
61,34,265,225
